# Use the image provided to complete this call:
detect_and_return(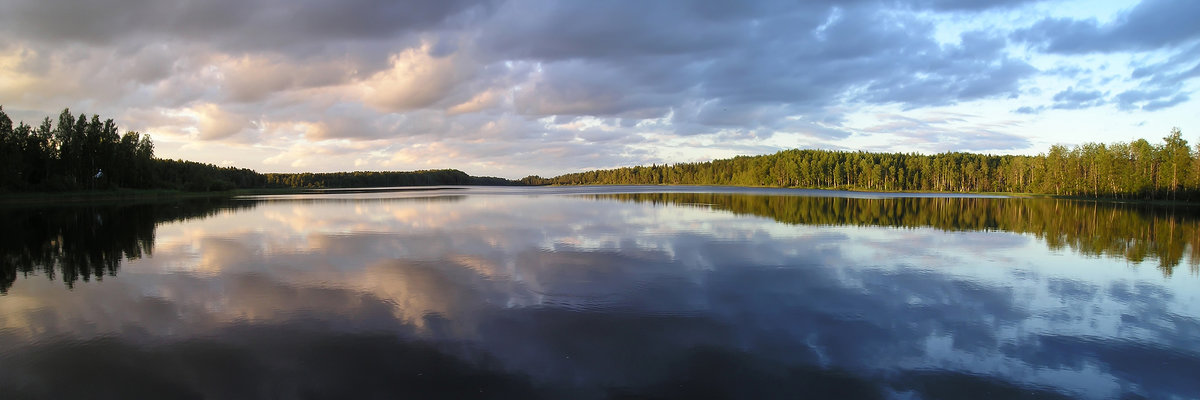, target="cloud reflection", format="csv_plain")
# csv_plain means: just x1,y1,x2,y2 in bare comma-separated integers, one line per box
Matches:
1,193,1198,398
